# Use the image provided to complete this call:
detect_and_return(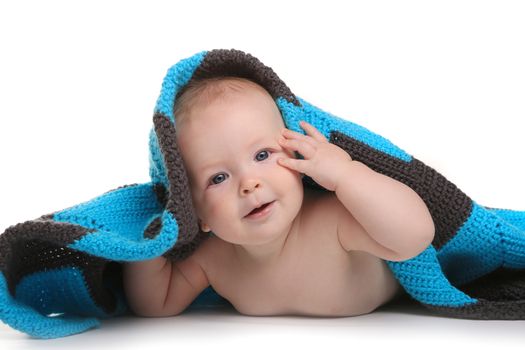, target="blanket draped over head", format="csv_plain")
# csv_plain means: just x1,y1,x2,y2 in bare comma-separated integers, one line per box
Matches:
2,49,525,339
